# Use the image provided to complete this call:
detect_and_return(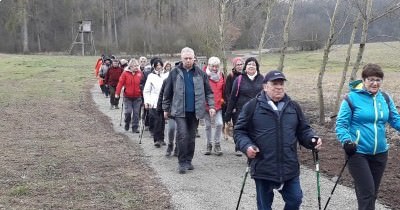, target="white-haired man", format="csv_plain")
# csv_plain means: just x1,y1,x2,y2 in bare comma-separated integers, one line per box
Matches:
162,47,216,174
